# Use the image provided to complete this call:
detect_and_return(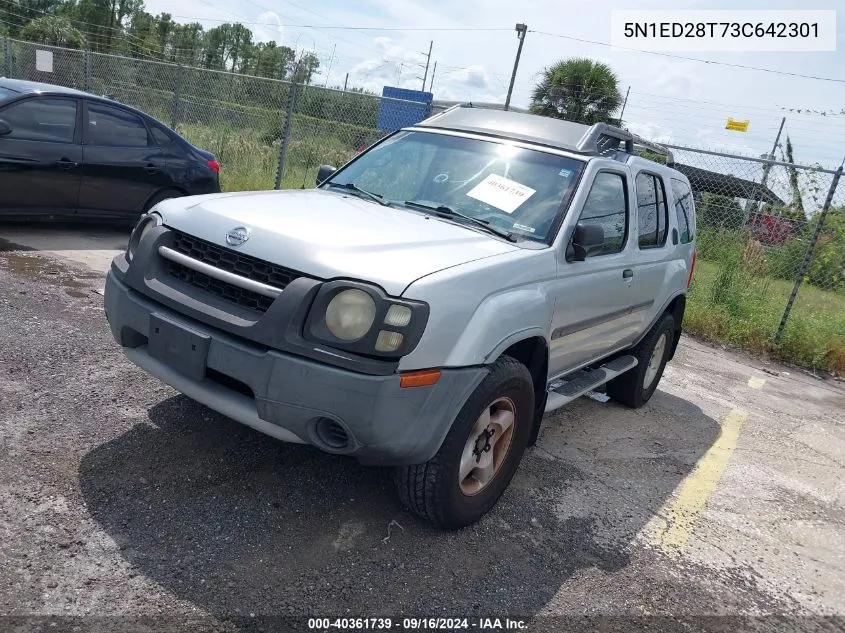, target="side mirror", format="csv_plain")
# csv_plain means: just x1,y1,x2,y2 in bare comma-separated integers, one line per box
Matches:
0,119,12,136
567,222,604,262
316,164,337,186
